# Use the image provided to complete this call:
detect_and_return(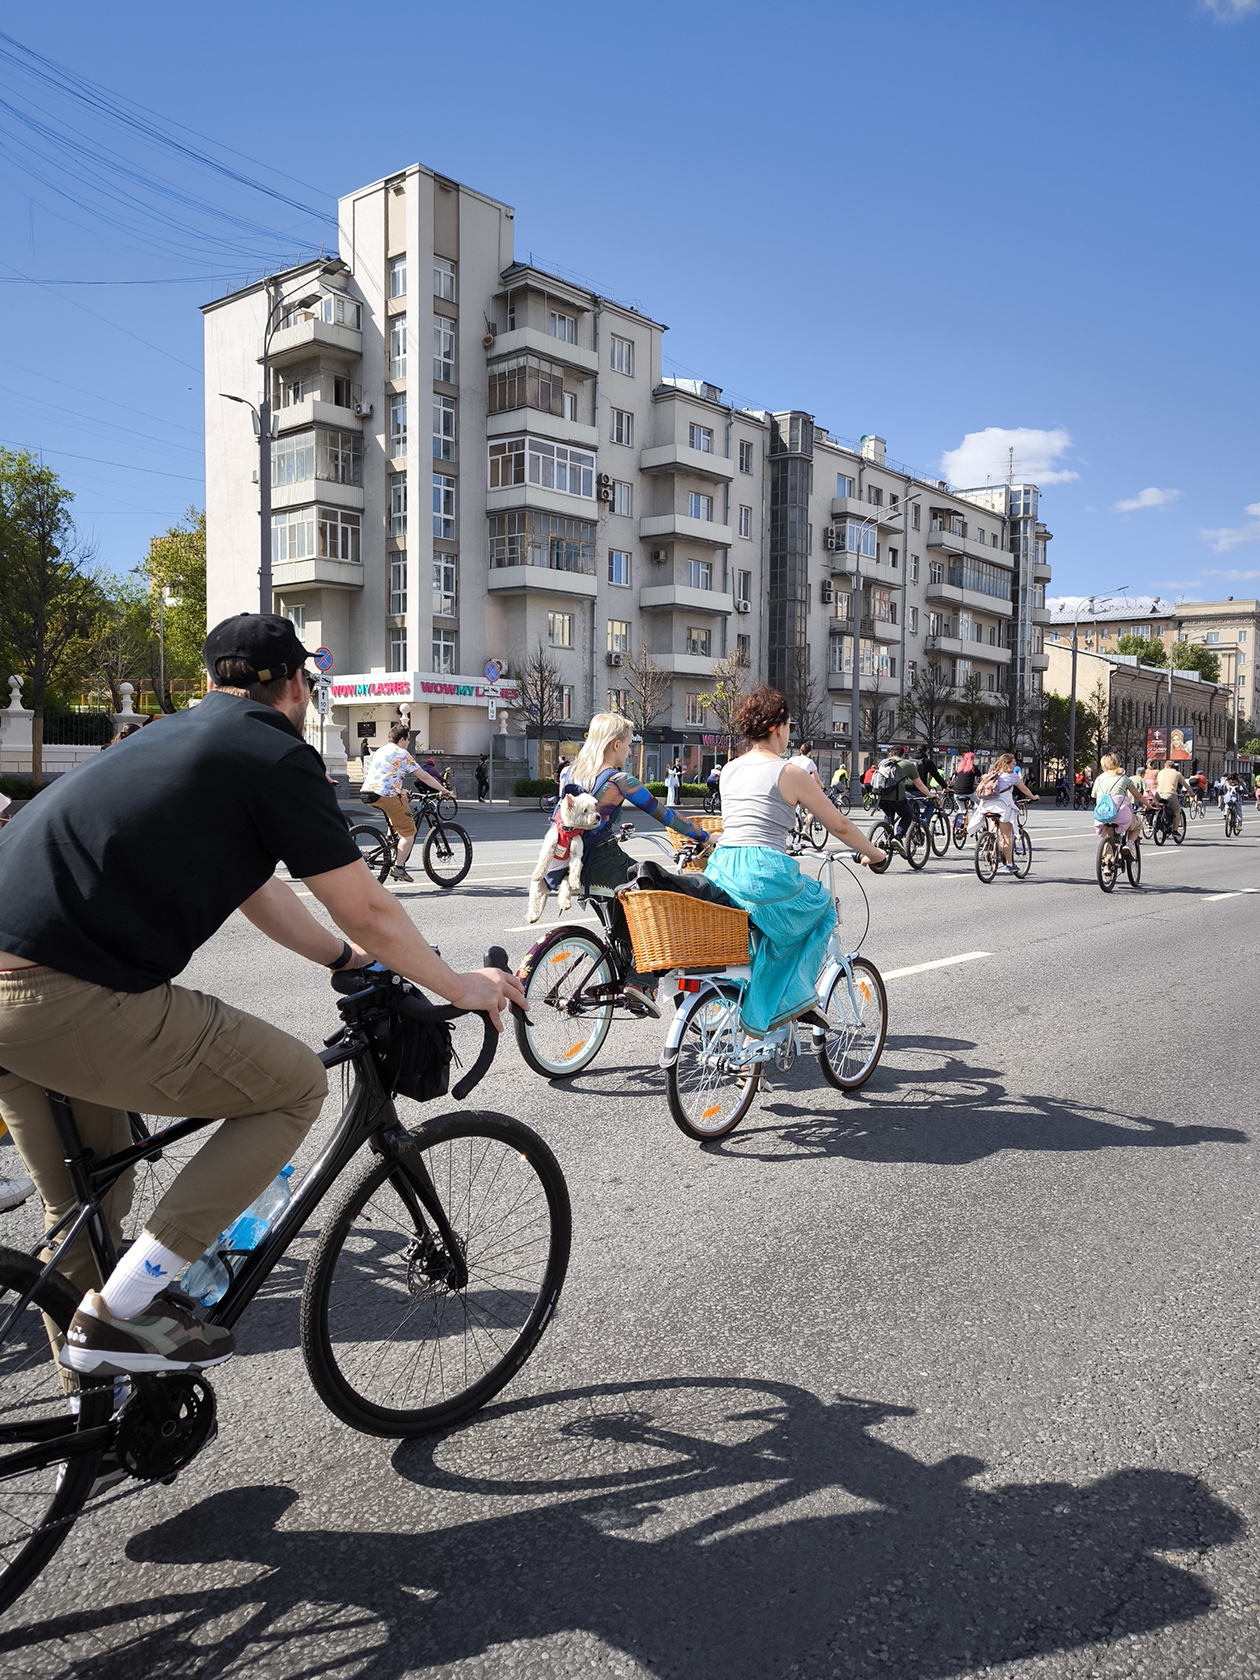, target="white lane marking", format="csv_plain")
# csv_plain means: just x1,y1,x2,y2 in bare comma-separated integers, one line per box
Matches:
882,951,992,981
1204,888,1260,902
502,917,601,934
